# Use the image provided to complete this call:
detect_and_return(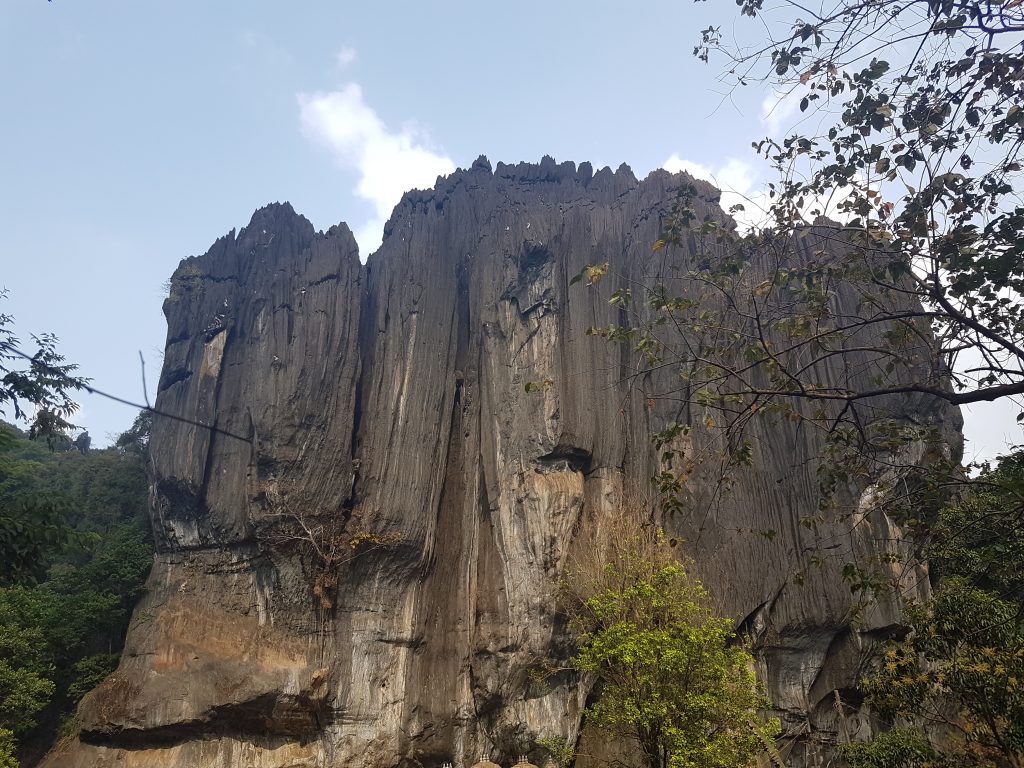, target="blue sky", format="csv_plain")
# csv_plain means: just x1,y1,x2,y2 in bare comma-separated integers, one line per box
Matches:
1,1,1019,461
